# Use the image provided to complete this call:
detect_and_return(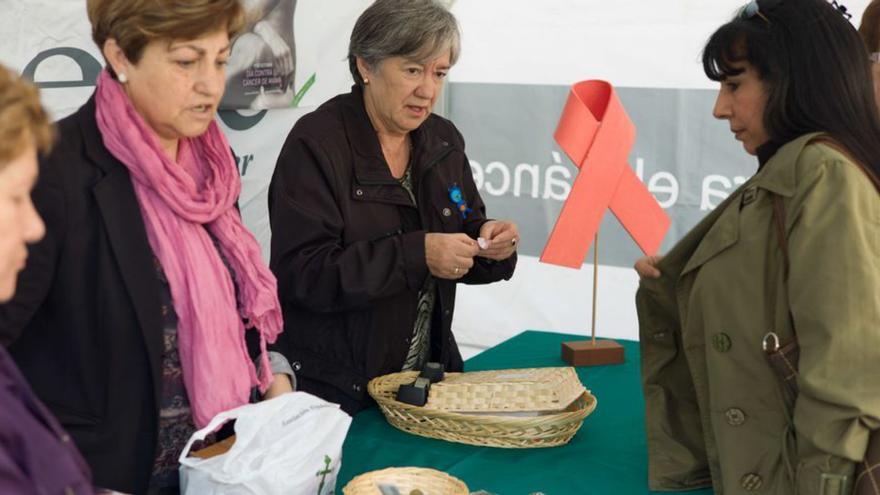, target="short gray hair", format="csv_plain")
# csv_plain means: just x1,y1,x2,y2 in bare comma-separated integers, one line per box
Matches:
348,0,461,86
